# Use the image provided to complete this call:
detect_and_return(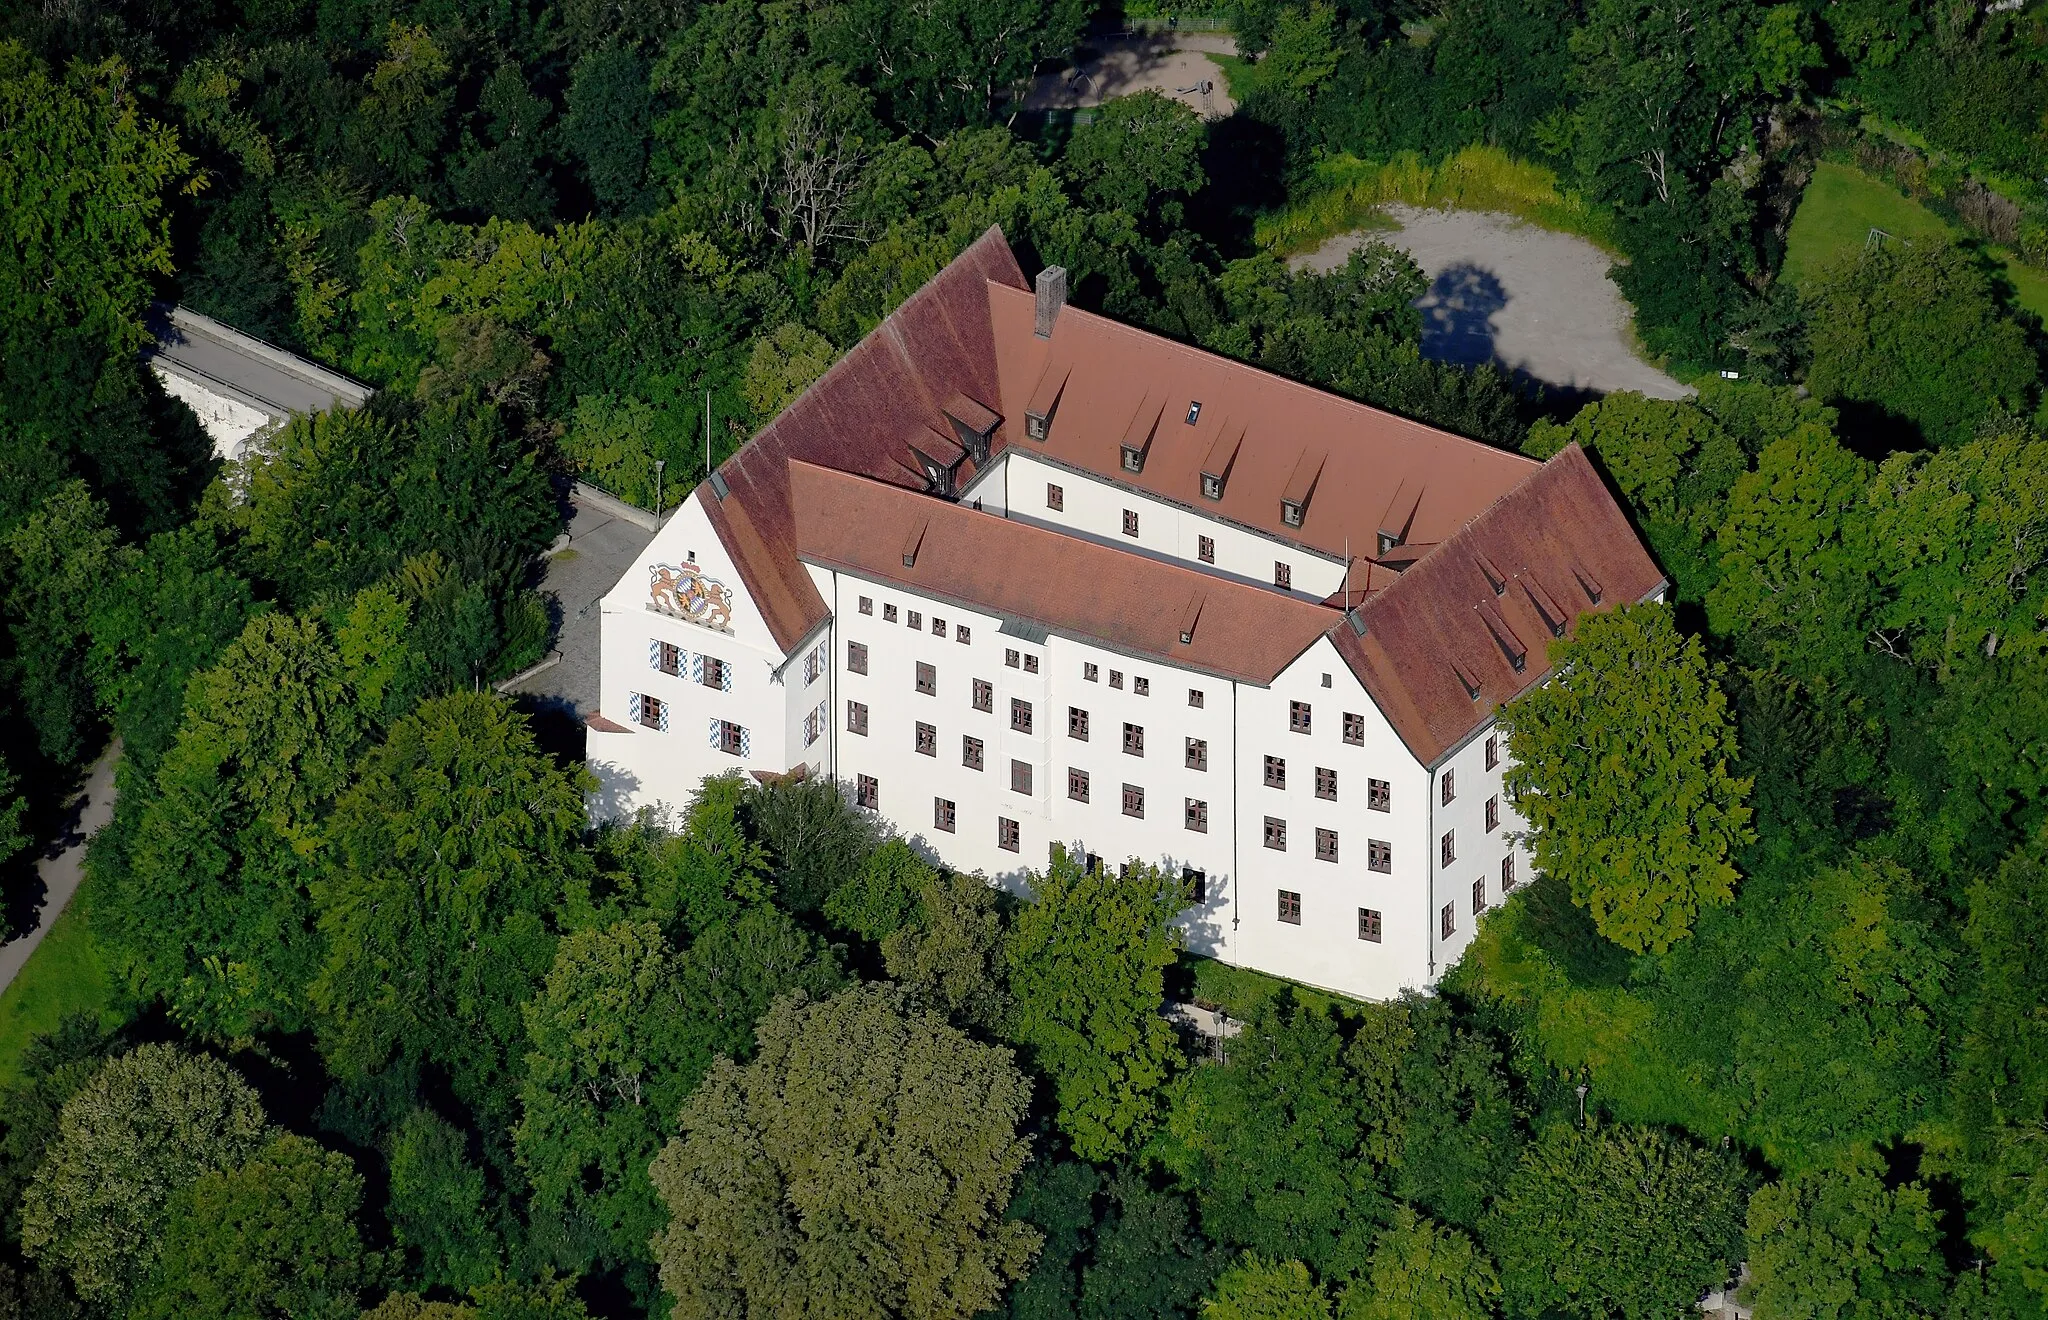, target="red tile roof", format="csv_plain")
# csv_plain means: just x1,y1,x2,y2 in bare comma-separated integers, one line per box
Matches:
789,462,1336,684
689,227,1664,764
